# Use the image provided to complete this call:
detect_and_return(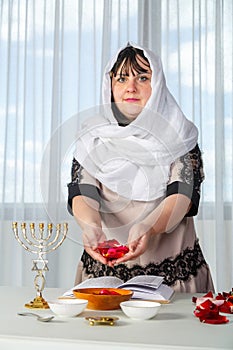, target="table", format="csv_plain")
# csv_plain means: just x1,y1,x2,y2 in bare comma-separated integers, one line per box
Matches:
0,286,232,350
